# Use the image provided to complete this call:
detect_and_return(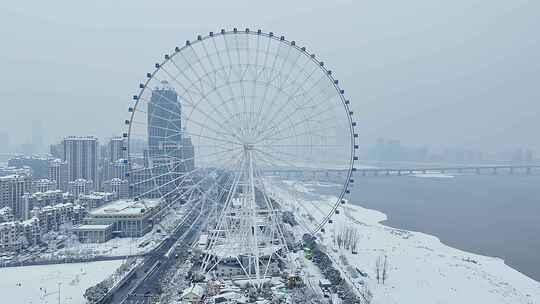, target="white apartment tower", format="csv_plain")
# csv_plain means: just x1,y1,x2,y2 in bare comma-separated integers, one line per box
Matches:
63,136,98,189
